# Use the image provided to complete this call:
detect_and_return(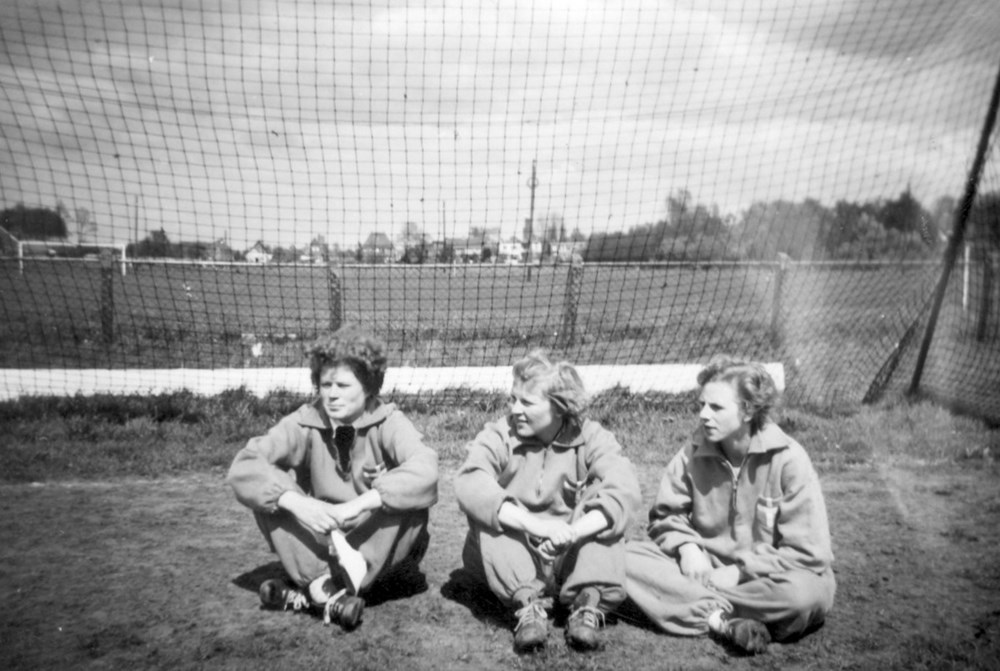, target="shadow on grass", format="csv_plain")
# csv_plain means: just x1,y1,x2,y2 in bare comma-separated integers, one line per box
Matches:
231,558,429,609
439,567,511,630
232,561,286,594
